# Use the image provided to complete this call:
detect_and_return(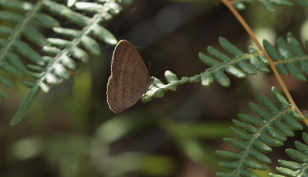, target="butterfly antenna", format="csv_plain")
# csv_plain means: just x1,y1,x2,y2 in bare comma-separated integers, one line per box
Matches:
152,67,168,77
147,61,168,77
